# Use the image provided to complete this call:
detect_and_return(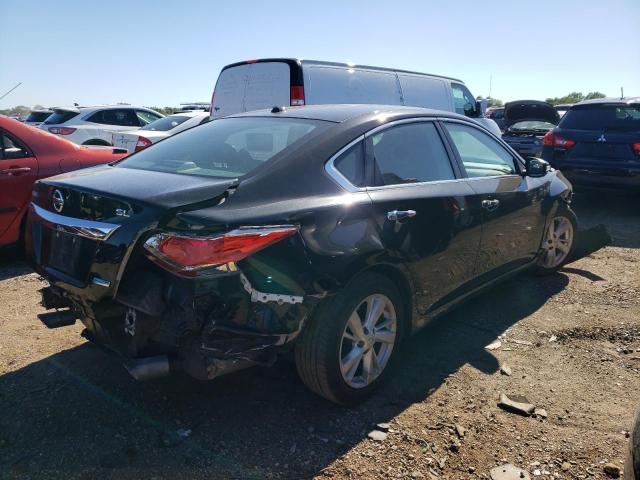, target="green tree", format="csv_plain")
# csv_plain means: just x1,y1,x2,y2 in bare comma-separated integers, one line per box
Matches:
584,91,606,100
